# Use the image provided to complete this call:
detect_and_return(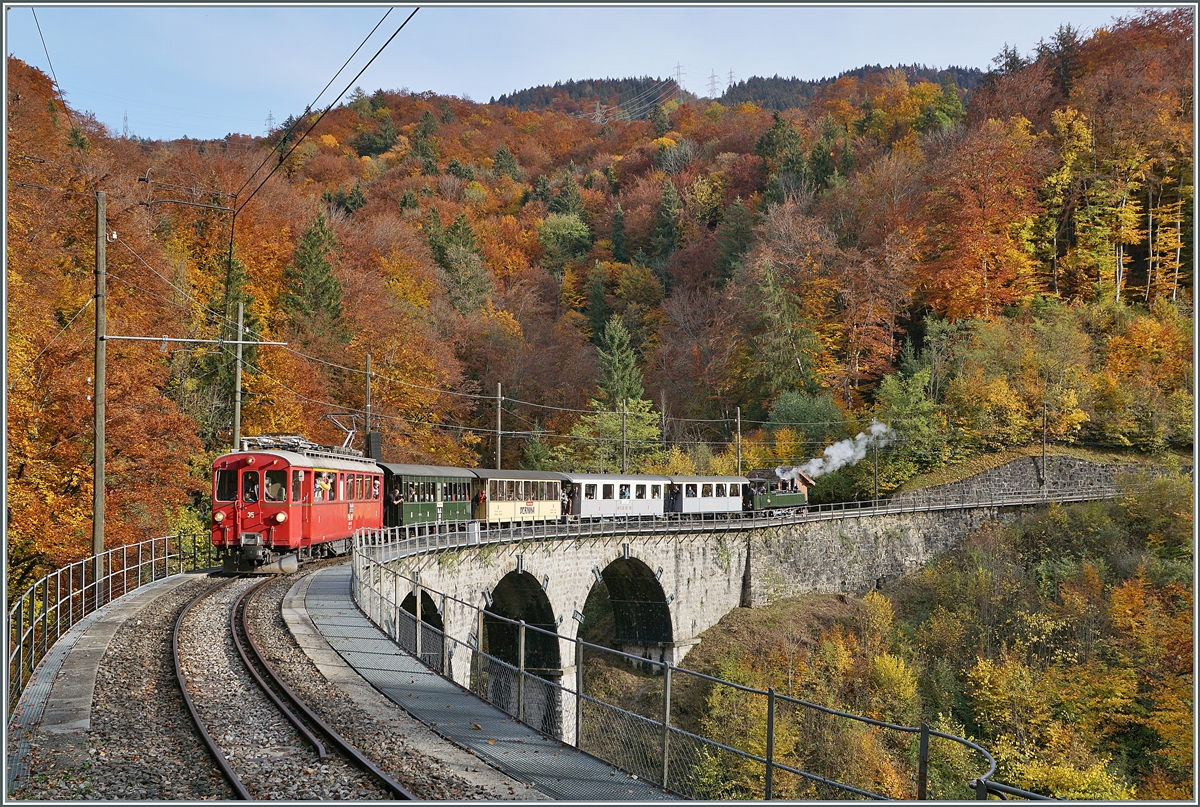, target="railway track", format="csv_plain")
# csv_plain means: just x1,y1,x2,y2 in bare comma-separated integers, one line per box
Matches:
173,575,414,800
